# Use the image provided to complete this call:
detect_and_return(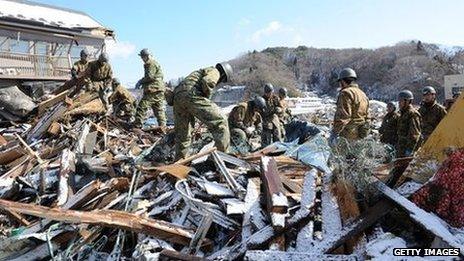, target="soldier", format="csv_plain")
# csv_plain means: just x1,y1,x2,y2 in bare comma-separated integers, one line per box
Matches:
261,83,283,147
108,78,135,121
133,48,166,128
329,68,369,145
172,62,233,160
445,91,461,110
83,52,113,94
396,90,421,157
228,96,265,148
277,87,292,124
418,86,447,142
71,49,89,79
379,102,399,146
